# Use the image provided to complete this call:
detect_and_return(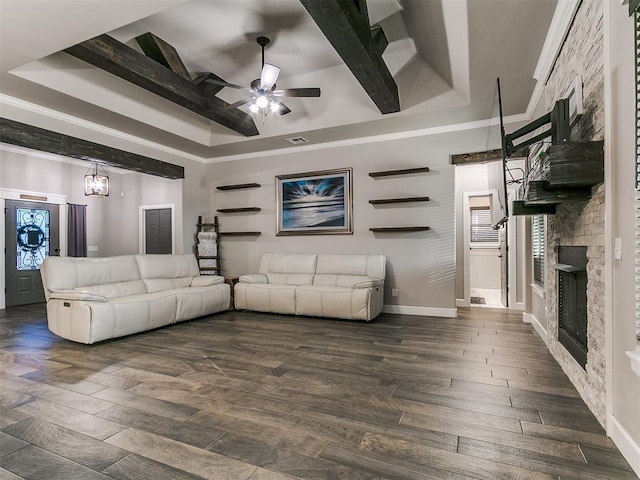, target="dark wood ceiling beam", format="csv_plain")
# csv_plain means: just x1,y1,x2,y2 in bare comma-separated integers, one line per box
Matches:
65,35,259,137
450,147,529,165
0,118,184,179
299,0,400,114
135,32,192,80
